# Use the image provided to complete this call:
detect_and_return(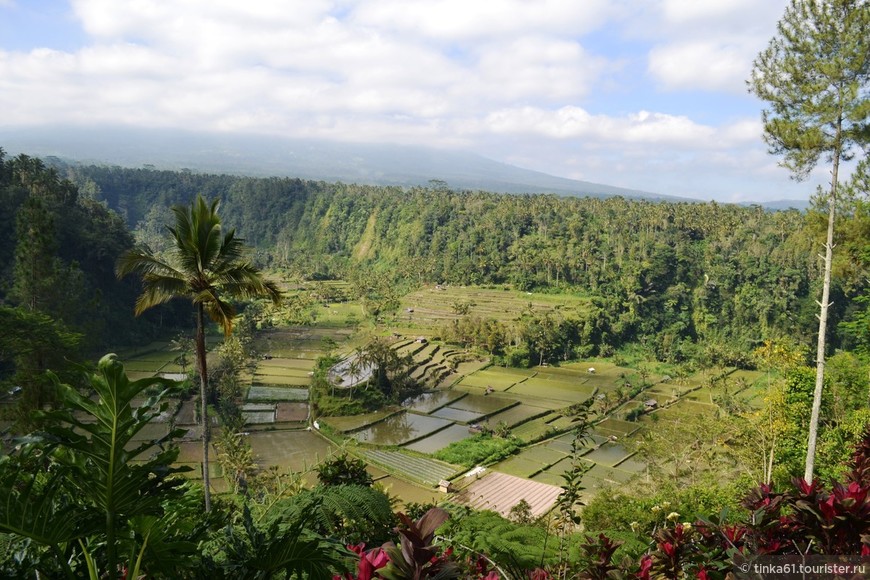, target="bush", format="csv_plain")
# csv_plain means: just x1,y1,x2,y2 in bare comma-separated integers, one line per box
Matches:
316,453,374,487
501,346,531,369
581,478,746,538
434,433,518,467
